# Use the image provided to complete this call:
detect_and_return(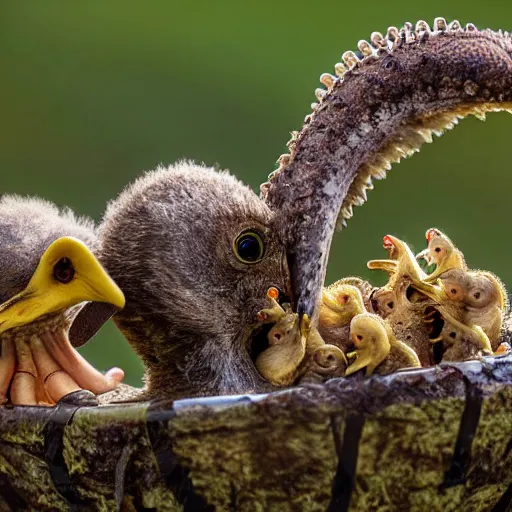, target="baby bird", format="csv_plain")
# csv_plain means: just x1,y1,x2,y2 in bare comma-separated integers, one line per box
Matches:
254,289,306,386
427,268,507,352
368,235,427,284
381,229,507,358
367,235,435,365
318,281,366,352
416,228,467,281
255,288,346,386
345,313,421,376
331,276,374,307
0,196,125,406
434,316,493,361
